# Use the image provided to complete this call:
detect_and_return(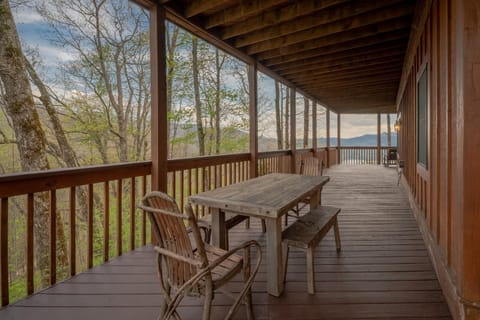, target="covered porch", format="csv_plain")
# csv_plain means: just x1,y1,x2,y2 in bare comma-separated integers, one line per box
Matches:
0,166,451,319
